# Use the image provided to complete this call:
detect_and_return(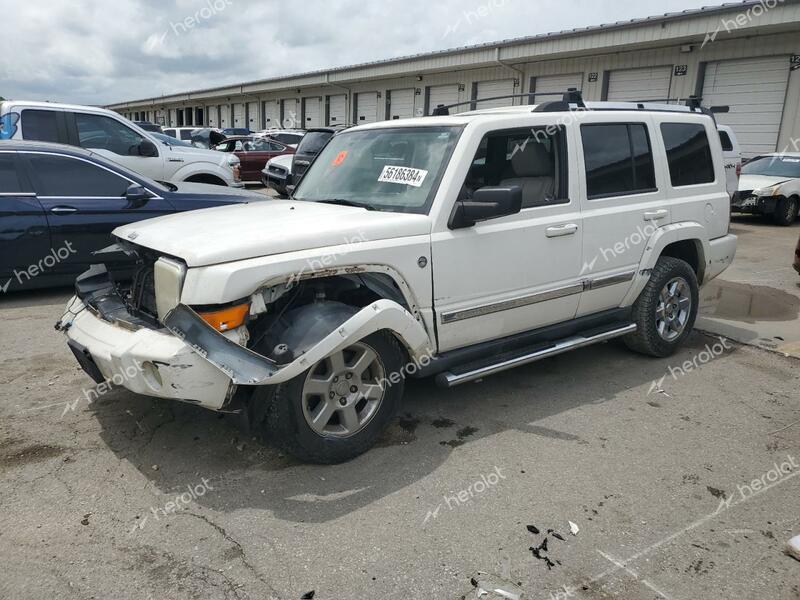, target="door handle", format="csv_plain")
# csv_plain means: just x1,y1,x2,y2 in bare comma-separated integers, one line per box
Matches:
643,209,668,221
50,206,78,214
545,223,578,238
